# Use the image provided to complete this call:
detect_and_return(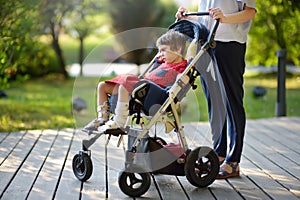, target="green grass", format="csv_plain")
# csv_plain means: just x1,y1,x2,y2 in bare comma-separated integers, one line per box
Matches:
181,74,300,122
0,75,299,132
0,76,75,131
244,74,300,118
